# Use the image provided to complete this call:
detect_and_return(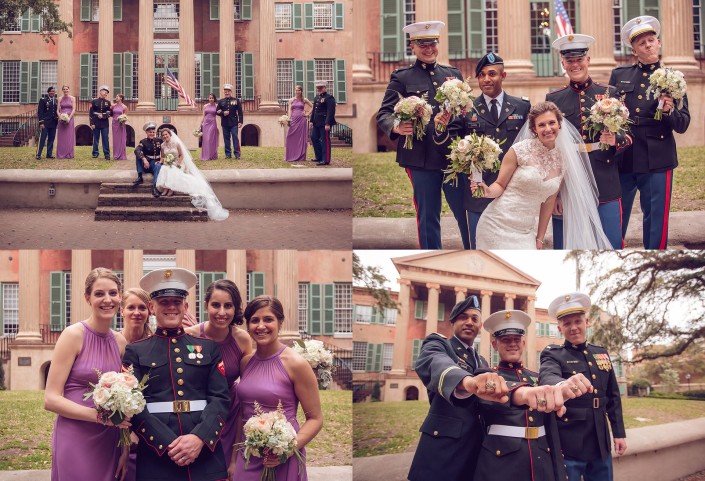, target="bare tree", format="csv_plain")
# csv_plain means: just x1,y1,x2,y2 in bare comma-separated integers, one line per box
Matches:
352,252,398,314
1,0,71,44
